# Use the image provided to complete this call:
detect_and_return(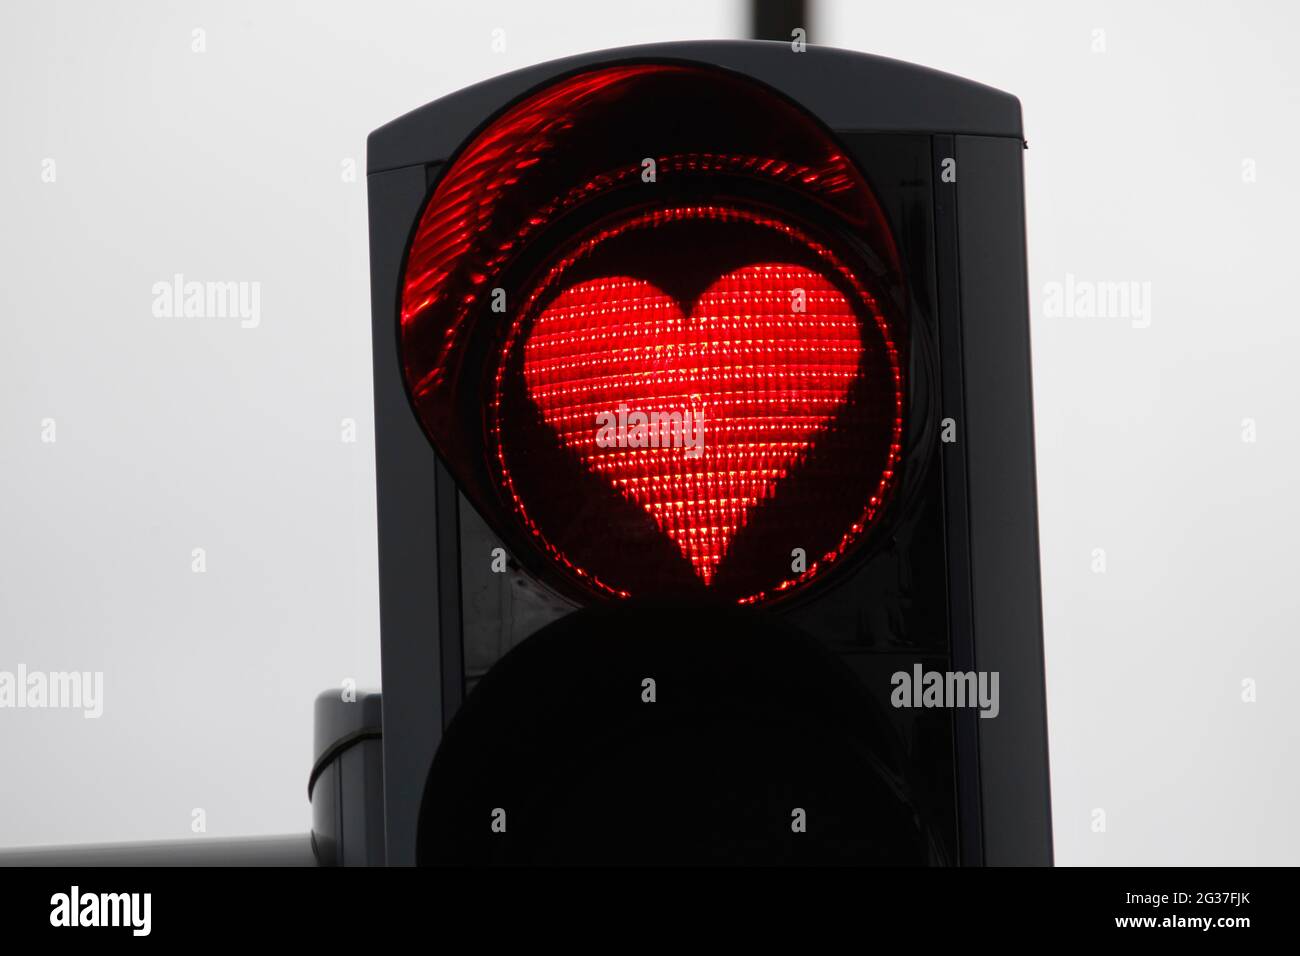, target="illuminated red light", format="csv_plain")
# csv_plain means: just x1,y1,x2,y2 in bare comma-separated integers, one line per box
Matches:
491,205,903,604
398,64,908,605
520,264,861,586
